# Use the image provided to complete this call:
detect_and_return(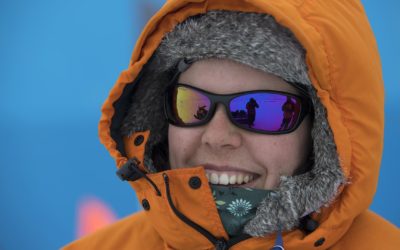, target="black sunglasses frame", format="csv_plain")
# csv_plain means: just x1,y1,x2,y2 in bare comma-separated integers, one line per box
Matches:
164,83,313,135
